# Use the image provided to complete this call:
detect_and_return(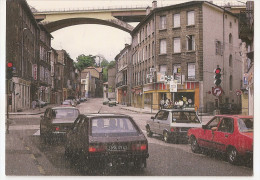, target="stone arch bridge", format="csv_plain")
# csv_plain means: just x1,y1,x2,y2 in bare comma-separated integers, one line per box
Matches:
33,7,146,33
